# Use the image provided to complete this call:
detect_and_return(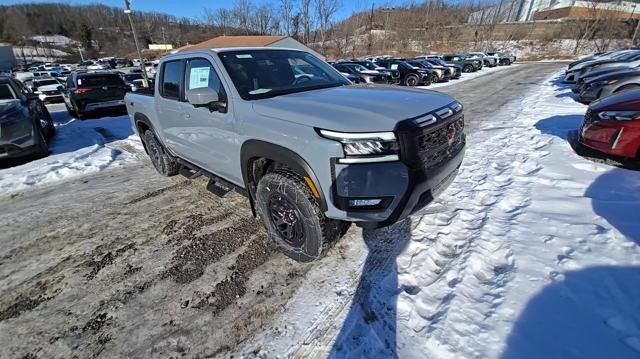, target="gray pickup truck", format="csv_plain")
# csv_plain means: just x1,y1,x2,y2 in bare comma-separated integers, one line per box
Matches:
125,47,466,262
